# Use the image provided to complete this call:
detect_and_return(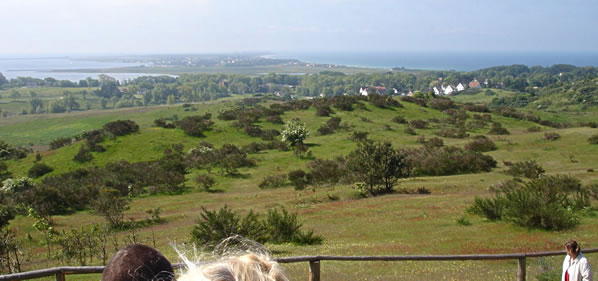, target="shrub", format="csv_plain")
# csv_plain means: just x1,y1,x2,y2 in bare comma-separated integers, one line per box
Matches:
588,134,598,144
103,120,139,136
465,136,497,152
391,116,408,124
176,113,214,137
505,160,545,179
154,118,176,128
424,137,444,149
527,126,542,132
349,131,369,142
265,115,283,124
313,100,332,117
288,169,308,190
28,163,54,178
488,122,510,135
307,159,344,186
409,119,429,129
260,129,281,141
194,174,215,192
244,125,263,137
427,97,455,111
73,145,93,163
191,206,267,248
0,141,30,161
472,113,492,122
317,125,334,135
463,103,489,113
216,144,255,176
400,96,427,107
404,146,497,176
90,188,130,229
347,141,410,196
469,175,590,230
543,132,561,141
329,96,356,111
258,174,287,189
281,119,309,147
404,127,417,135
456,216,472,226
436,127,469,138
49,137,72,150
265,208,301,243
